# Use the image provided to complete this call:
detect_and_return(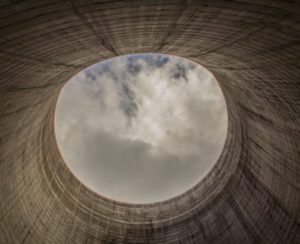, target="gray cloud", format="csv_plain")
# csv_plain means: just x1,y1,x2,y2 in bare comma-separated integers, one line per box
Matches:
55,54,227,203
119,83,138,124
172,63,188,82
